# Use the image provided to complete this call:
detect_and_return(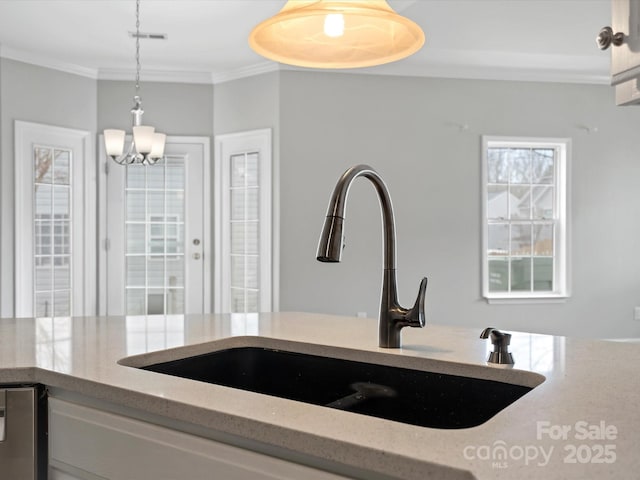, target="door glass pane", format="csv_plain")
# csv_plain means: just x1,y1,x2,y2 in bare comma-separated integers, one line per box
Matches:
53,186,70,217
127,164,145,188
147,163,165,189
124,156,186,315
166,257,184,287
34,147,53,184
126,224,145,254
166,157,184,189
54,290,71,316
246,152,259,187
35,292,52,317
126,289,145,315
35,257,52,293
229,152,261,313
34,146,72,317
231,154,245,187
54,150,70,185
35,185,52,218
126,191,146,221
166,191,184,222
126,256,145,286
167,289,184,315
